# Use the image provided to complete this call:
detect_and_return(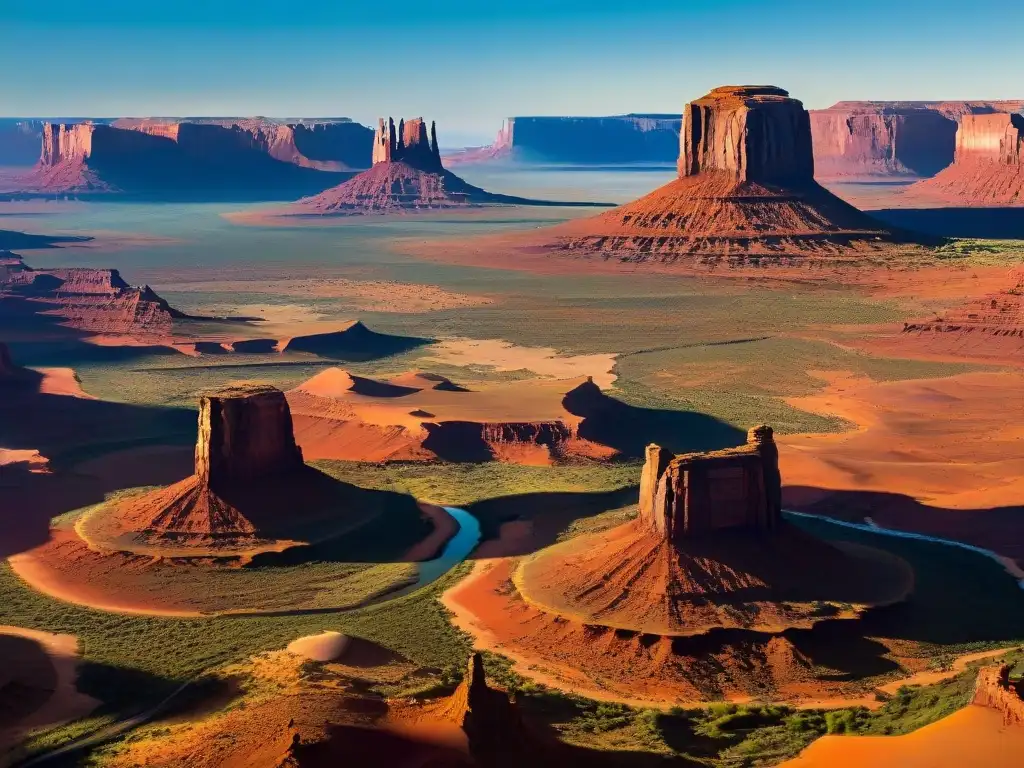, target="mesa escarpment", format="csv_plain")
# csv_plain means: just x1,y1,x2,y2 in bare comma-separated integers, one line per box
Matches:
21,118,372,198
905,112,1024,205
279,117,561,215
809,101,1024,179
972,665,1024,727
516,425,913,636
541,85,935,260
444,114,682,165
0,252,186,338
